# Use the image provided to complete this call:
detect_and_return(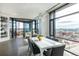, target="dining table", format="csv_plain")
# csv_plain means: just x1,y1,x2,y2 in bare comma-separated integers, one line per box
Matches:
31,37,65,56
